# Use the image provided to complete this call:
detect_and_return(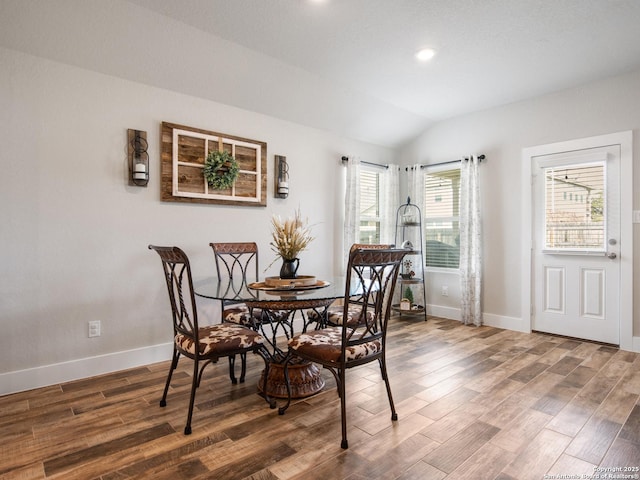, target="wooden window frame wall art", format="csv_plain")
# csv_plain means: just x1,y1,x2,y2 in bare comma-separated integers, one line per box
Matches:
161,122,267,206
